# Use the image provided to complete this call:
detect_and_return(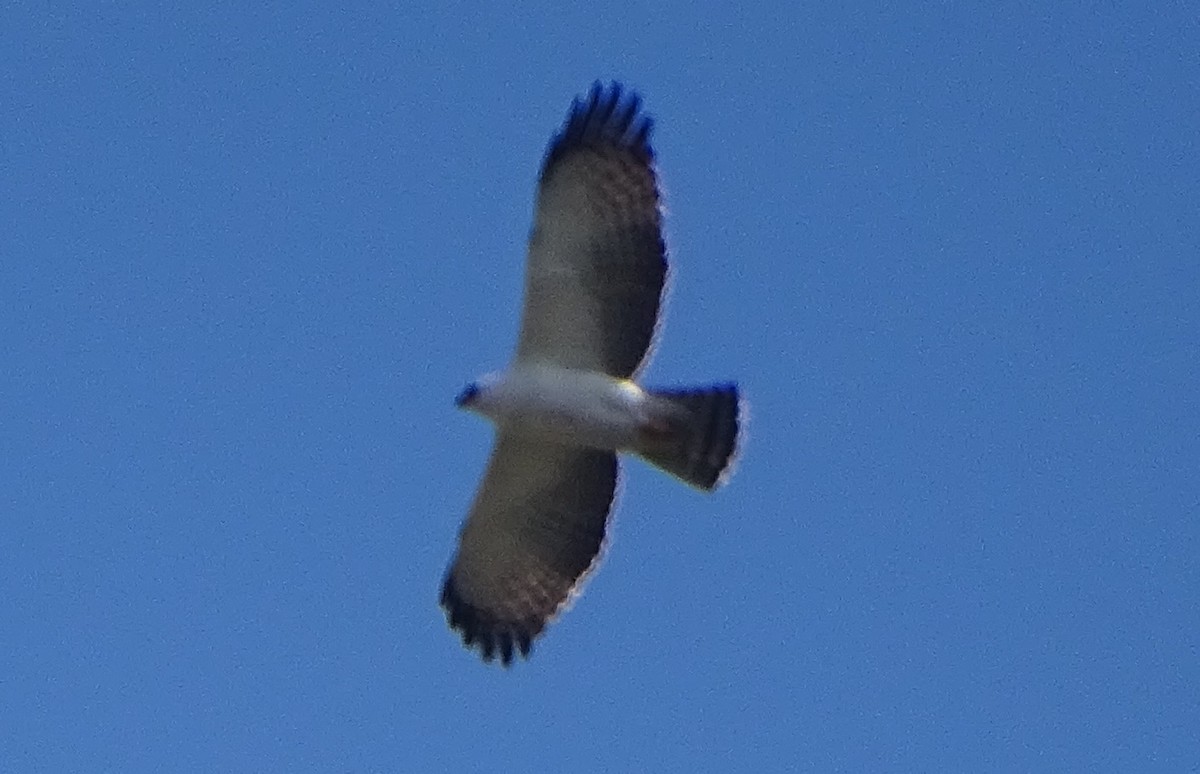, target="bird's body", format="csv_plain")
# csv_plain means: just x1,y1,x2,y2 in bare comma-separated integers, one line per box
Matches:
464,364,651,451
440,82,743,665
